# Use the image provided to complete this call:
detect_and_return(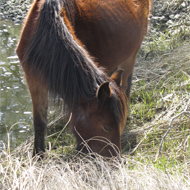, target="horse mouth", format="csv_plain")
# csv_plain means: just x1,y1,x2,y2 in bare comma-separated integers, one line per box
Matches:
76,138,121,158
